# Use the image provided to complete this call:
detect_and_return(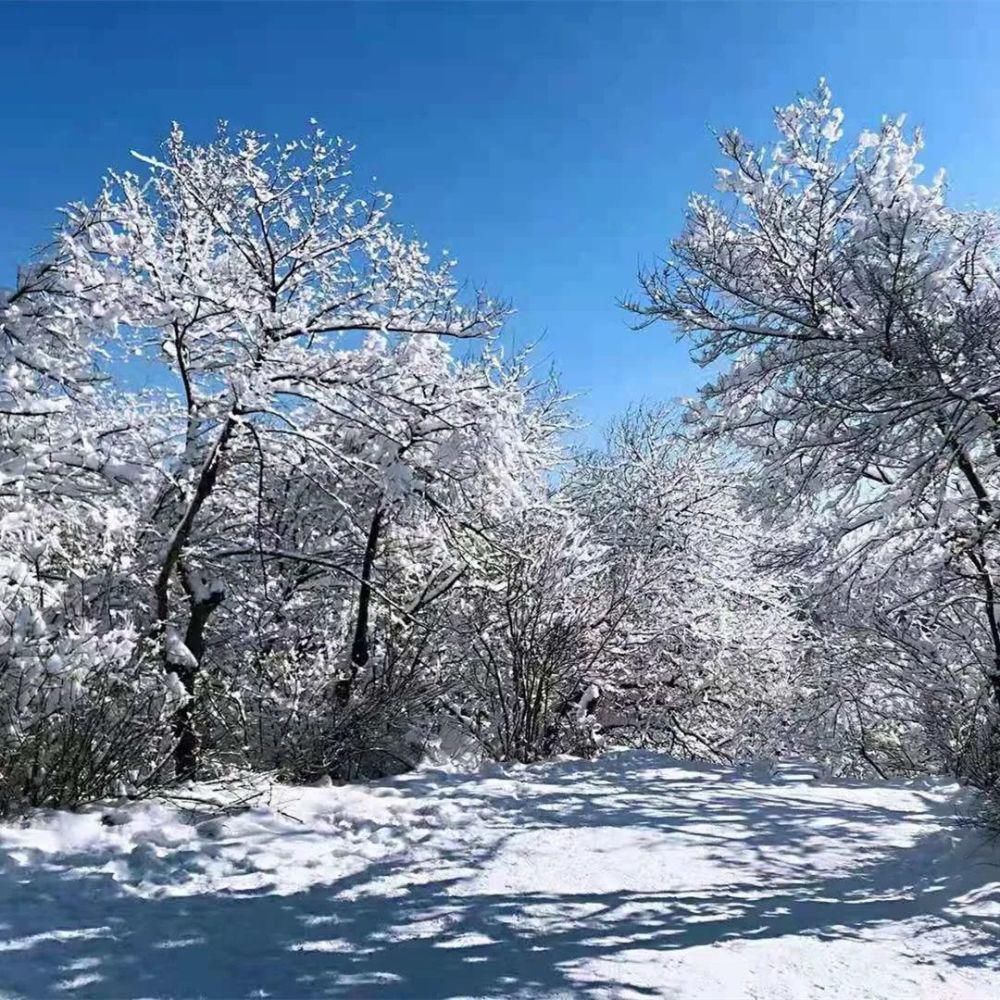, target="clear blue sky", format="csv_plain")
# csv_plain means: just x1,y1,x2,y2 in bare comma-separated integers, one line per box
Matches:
3,2,1000,436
